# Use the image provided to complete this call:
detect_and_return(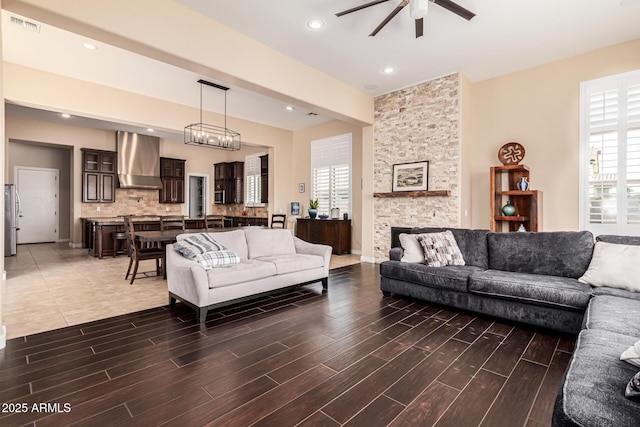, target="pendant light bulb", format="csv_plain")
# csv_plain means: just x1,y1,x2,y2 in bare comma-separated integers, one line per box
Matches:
410,0,429,19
